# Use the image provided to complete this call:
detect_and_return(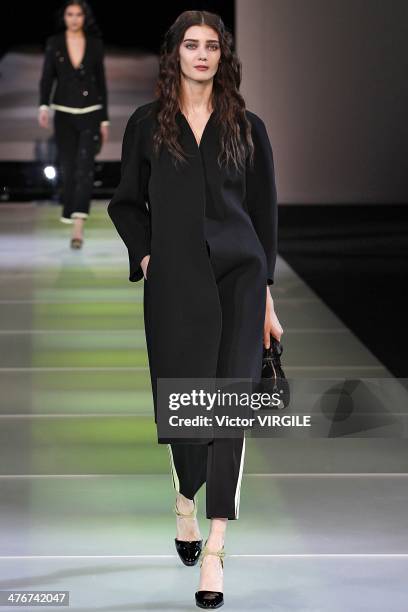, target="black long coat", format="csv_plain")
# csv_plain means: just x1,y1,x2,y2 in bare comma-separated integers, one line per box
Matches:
107,100,278,444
